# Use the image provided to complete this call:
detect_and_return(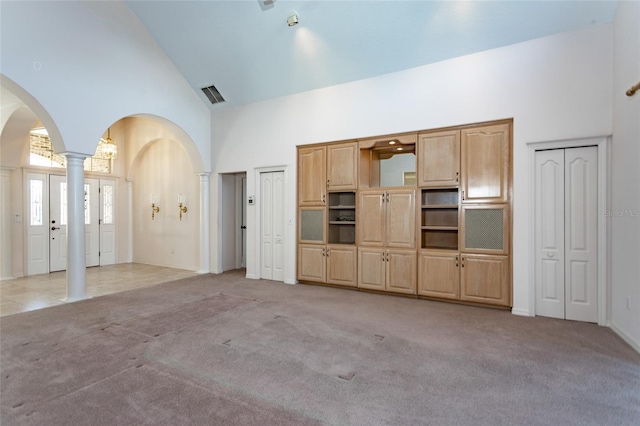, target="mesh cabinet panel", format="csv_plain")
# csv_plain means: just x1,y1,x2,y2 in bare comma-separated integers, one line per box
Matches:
464,208,504,250
301,210,324,242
